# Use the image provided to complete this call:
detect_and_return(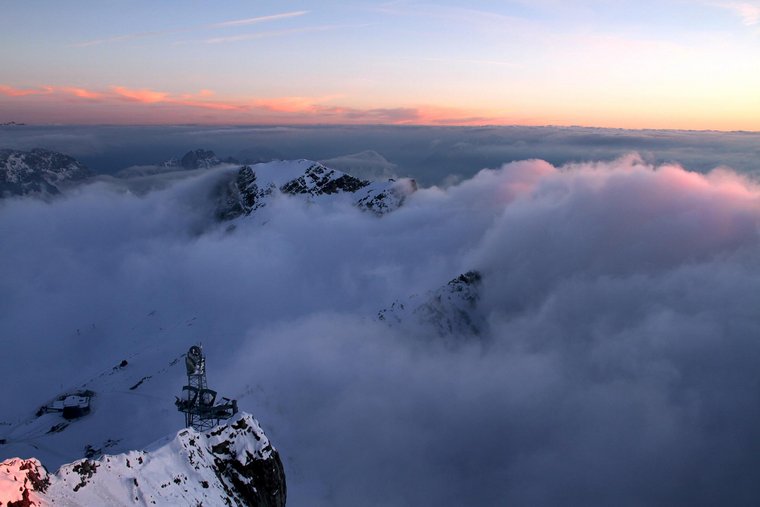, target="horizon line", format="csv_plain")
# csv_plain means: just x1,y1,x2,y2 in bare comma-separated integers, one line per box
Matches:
2,121,759,135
